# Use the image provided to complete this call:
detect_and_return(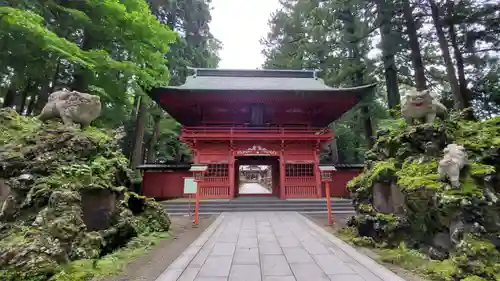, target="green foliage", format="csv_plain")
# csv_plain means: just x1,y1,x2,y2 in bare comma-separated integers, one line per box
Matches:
348,159,396,191
1,0,176,93
451,234,500,280
0,0,222,164
0,108,42,146
124,192,171,234
37,155,129,191
396,159,441,190
261,0,387,162
456,119,500,149
49,232,170,281
346,114,500,280
0,110,171,281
